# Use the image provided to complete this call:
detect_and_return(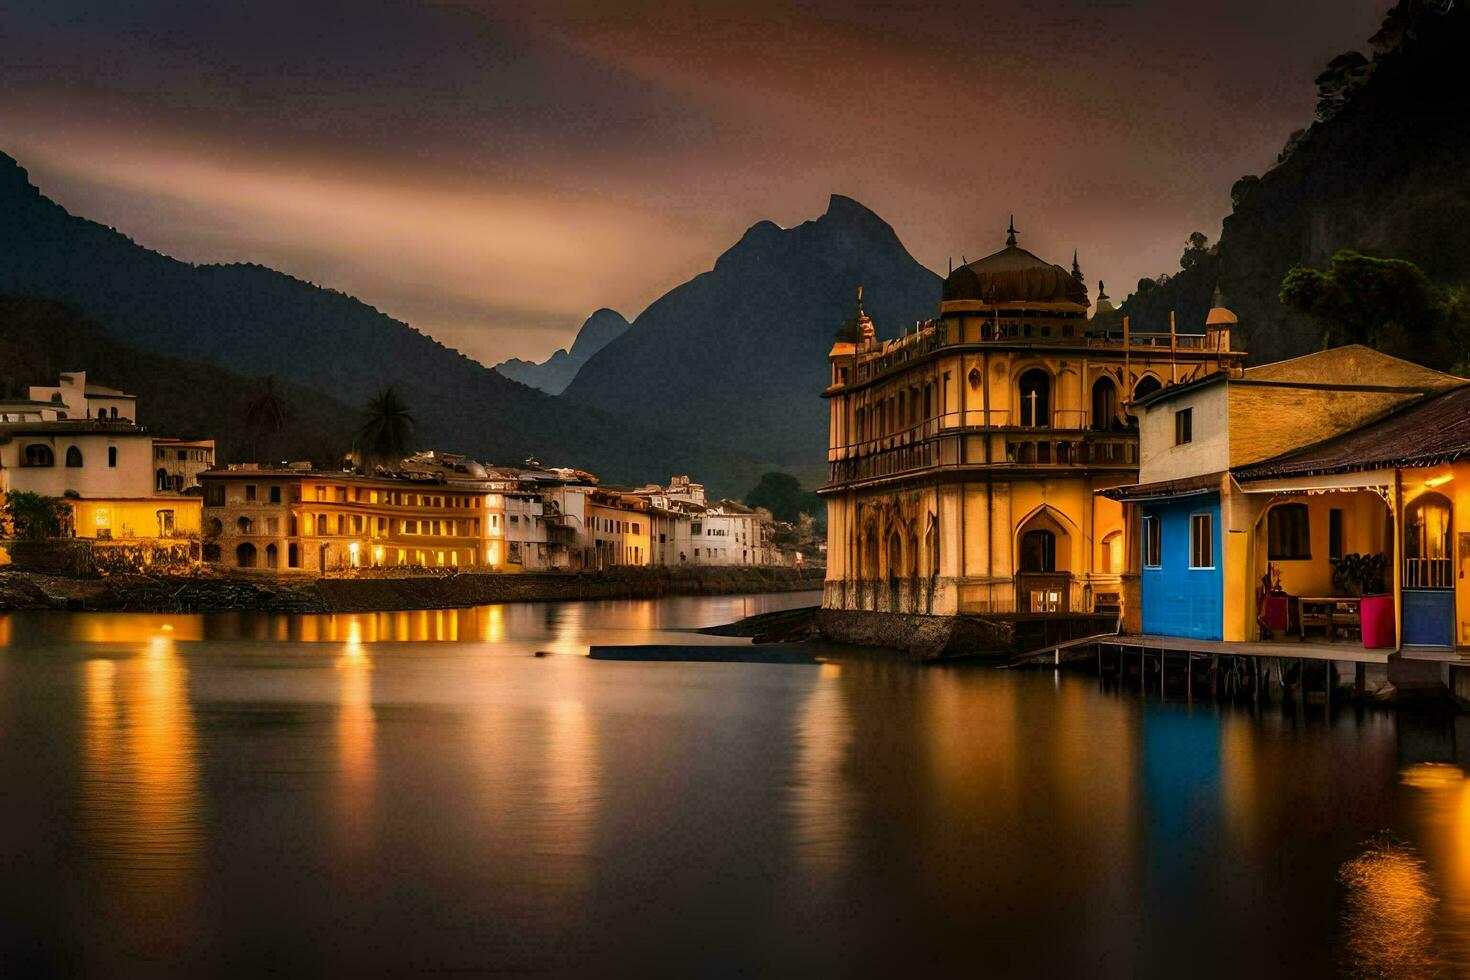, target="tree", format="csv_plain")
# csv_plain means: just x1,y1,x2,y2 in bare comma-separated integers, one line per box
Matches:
244,376,285,462
2,491,65,539
1179,232,1212,271
356,386,416,467
744,472,822,524
1279,251,1461,365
